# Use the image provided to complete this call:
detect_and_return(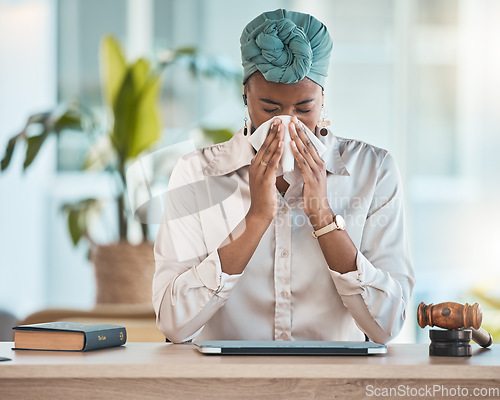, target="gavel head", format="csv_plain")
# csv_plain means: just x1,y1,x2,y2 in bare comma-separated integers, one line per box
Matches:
417,302,482,330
